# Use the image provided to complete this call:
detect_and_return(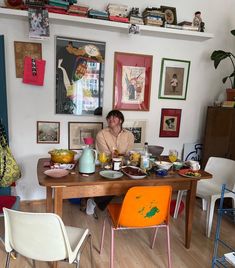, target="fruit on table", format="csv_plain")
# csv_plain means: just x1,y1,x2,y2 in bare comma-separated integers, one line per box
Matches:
48,149,77,164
